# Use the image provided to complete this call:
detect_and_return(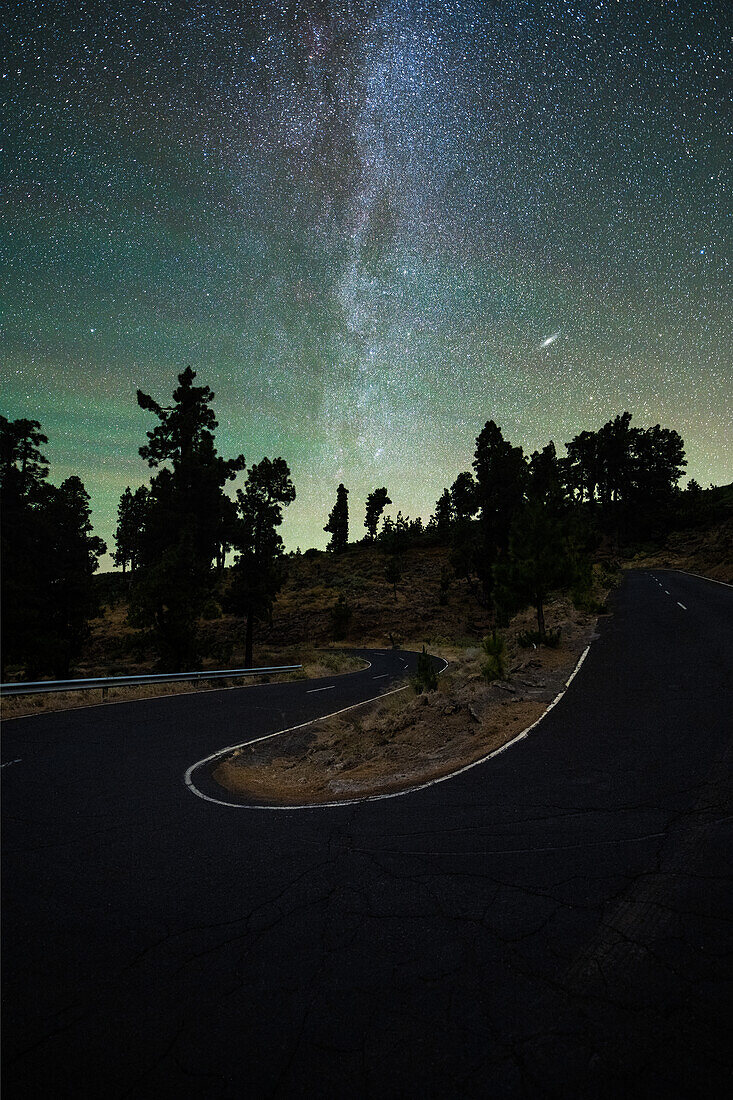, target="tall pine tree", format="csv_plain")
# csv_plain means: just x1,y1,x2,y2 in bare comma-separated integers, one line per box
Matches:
227,457,295,667
364,487,391,541
0,418,105,678
113,486,150,575
131,368,245,668
324,483,349,552
472,421,527,608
